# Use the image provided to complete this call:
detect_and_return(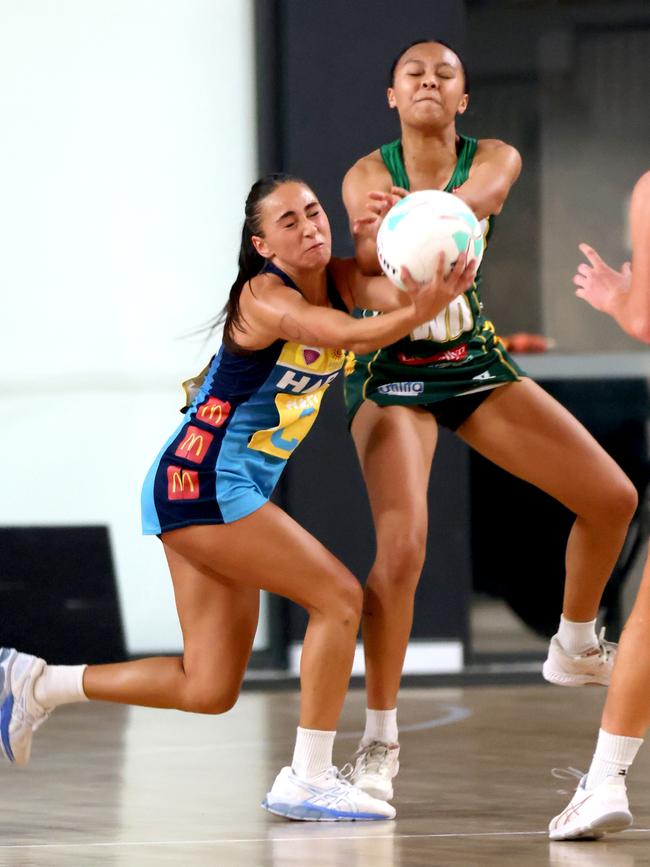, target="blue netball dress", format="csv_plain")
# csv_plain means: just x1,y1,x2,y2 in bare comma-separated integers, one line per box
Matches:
141,264,347,534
